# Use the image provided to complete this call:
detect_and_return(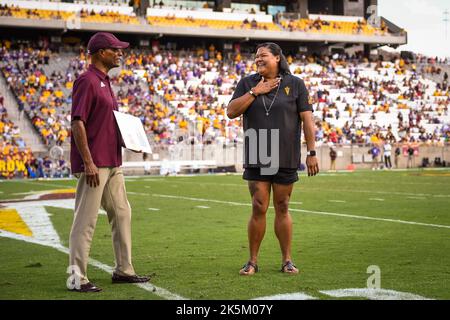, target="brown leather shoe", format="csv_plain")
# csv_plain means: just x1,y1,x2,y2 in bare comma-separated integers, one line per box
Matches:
69,282,102,293
112,273,150,284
